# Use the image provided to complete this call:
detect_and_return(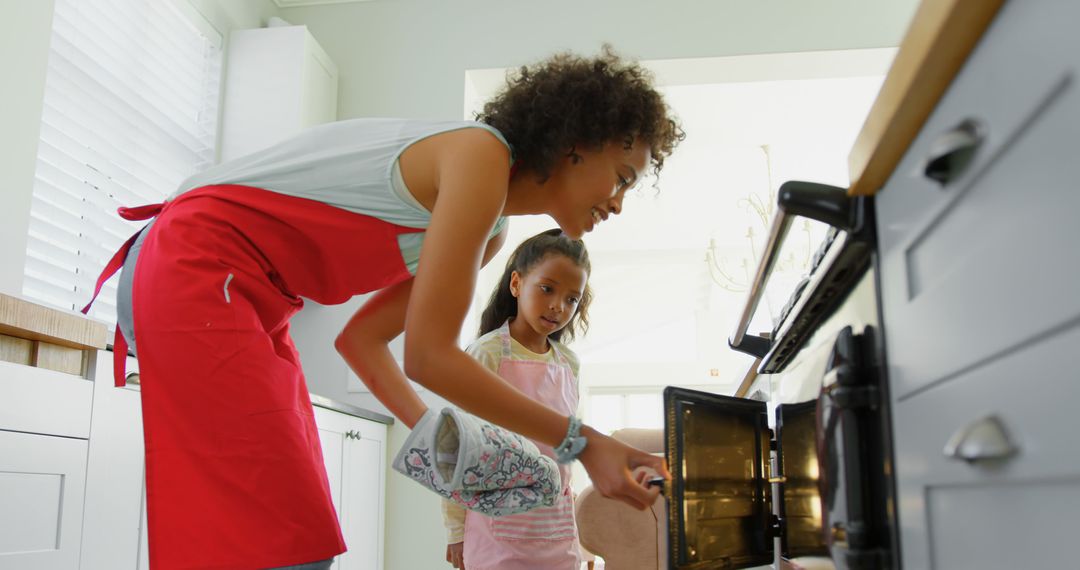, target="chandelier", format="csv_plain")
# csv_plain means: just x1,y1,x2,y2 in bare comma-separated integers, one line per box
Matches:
705,144,813,293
